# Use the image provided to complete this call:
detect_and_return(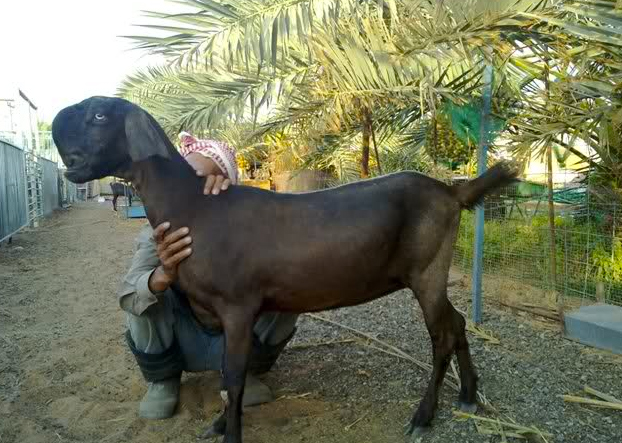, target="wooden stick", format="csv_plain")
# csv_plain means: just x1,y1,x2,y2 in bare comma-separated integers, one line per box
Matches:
521,302,556,311
275,392,312,401
466,323,500,344
584,386,622,404
305,314,427,365
305,314,497,407
345,411,370,431
475,427,528,440
306,314,435,370
498,301,559,321
359,341,460,390
289,339,355,350
561,395,622,411
454,411,553,437
305,314,459,390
